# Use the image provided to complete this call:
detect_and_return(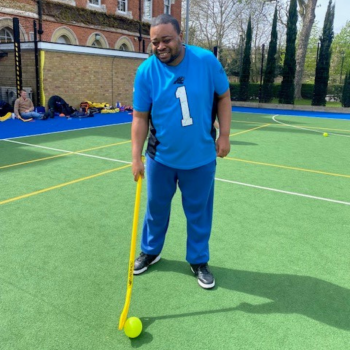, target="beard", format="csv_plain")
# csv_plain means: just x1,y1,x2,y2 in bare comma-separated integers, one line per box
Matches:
153,42,183,65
